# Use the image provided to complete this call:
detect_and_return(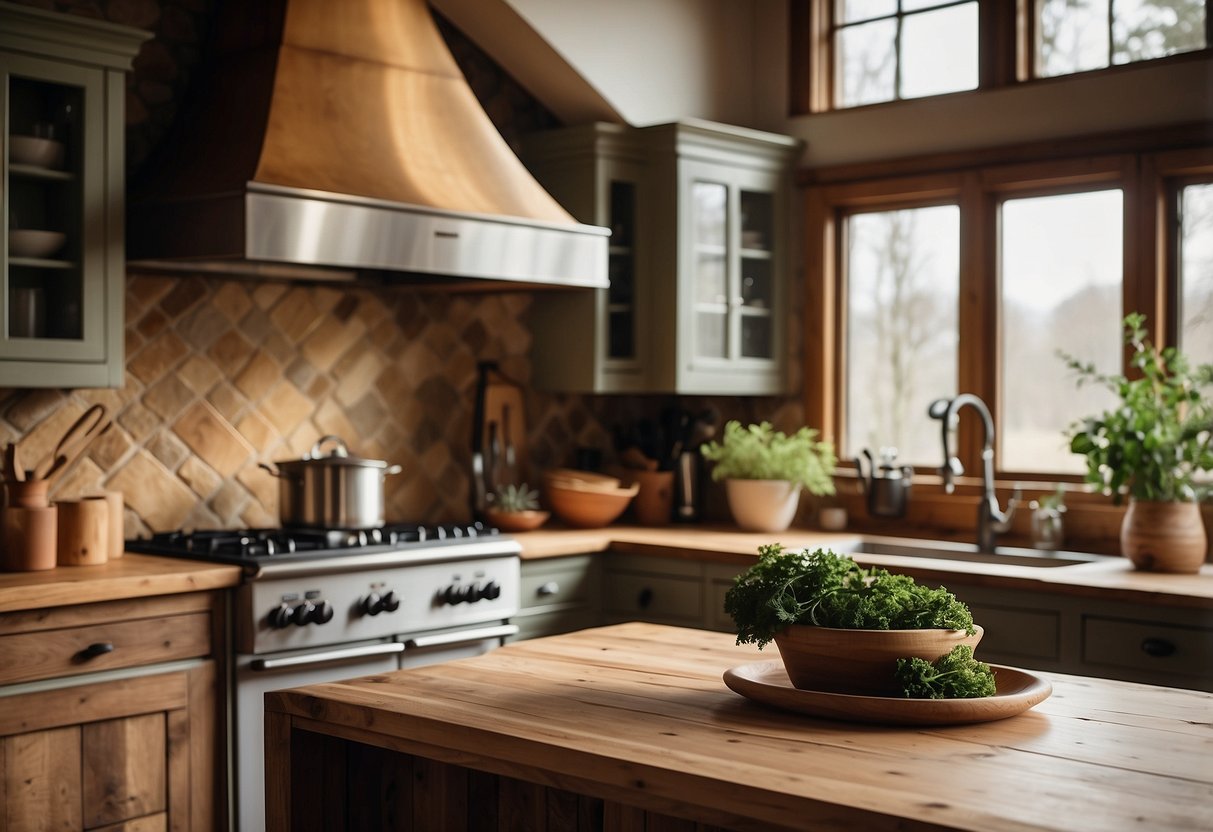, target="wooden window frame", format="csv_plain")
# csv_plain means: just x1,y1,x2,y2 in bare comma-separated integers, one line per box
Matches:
803,135,1212,546
791,0,1212,115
